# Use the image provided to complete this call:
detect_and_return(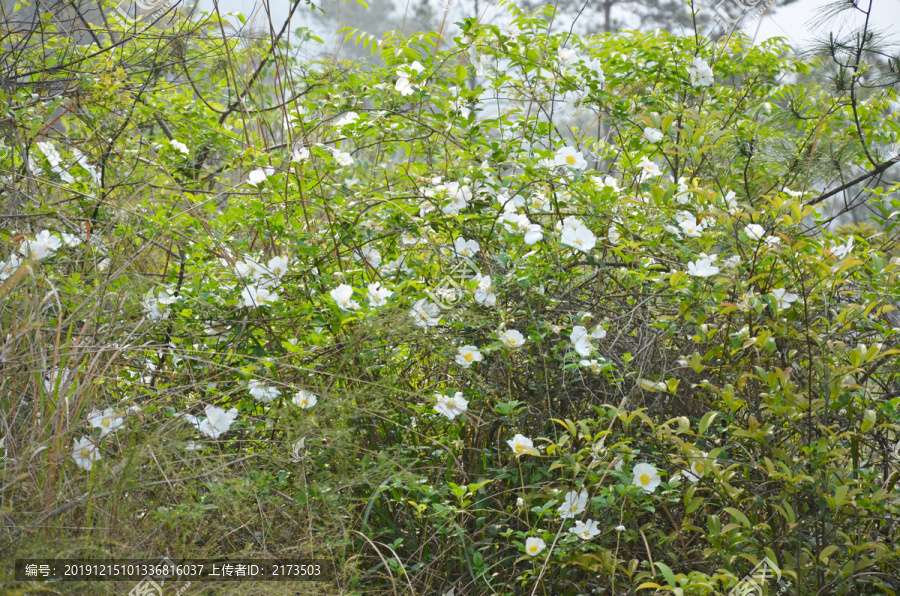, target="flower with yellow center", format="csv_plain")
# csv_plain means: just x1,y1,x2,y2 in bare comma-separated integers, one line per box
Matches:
632,462,661,493
507,433,539,456
454,345,483,368
499,330,525,348
72,436,101,471
557,490,588,518
525,537,546,556
87,408,123,438
684,453,710,482
553,147,587,170
292,390,318,410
